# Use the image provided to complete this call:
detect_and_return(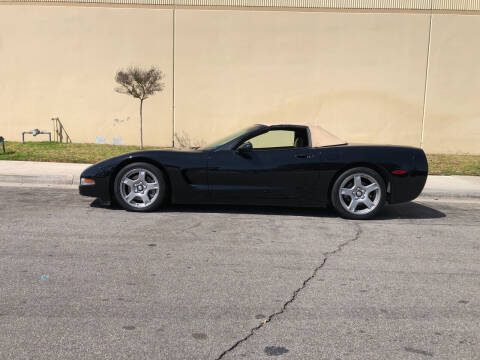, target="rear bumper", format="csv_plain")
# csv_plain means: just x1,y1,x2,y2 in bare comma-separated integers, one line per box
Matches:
389,174,427,204
389,149,428,204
